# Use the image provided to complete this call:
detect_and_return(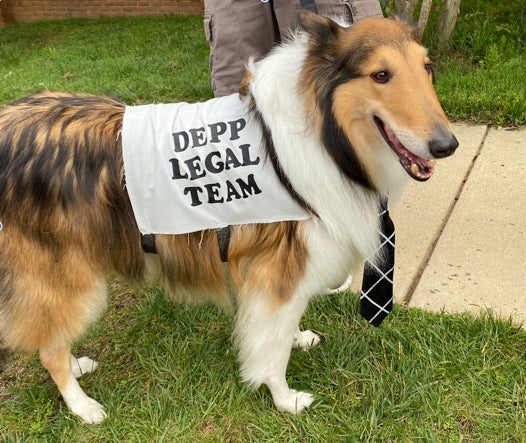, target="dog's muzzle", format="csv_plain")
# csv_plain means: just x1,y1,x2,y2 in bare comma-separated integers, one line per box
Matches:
375,117,458,182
